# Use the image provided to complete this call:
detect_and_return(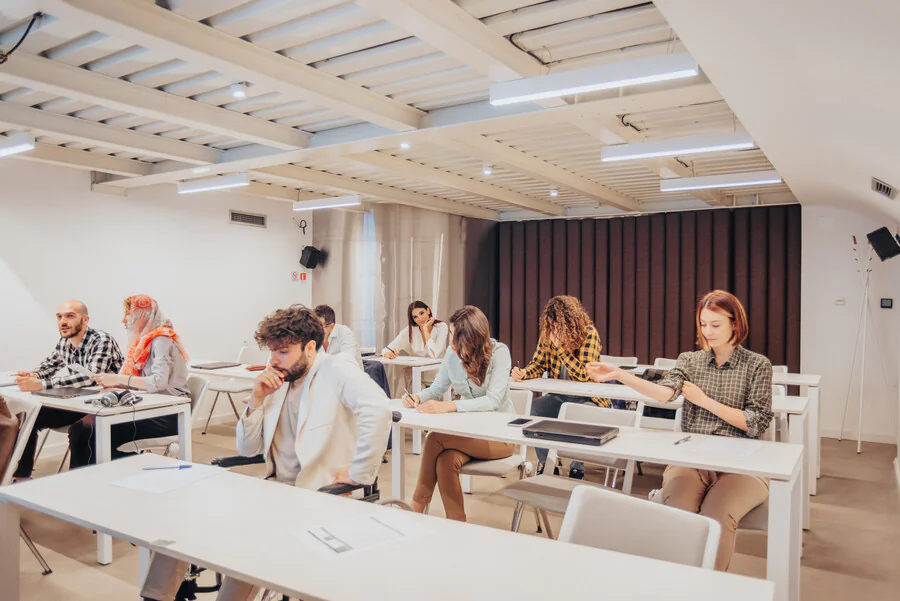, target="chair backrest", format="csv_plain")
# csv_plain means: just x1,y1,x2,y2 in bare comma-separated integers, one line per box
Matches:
0,394,42,487
559,485,721,569
237,341,270,365
549,402,637,464
772,384,786,397
772,365,788,374
653,357,677,369
509,390,532,457
674,407,776,442
186,375,211,413
600,355,638,366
